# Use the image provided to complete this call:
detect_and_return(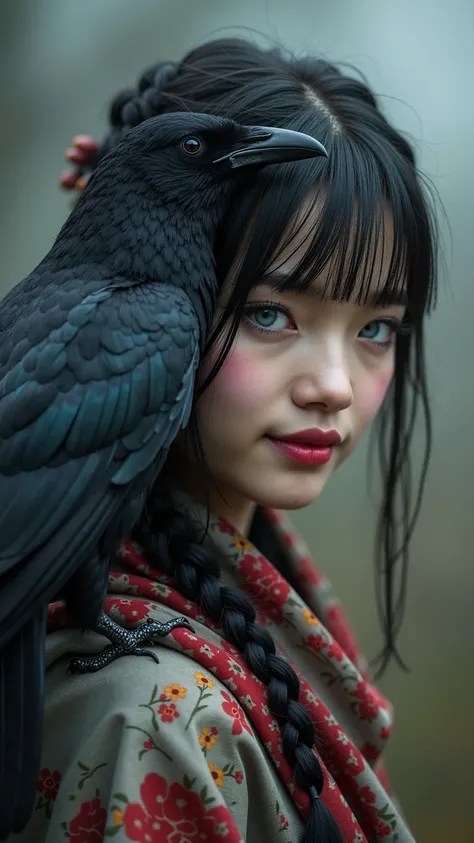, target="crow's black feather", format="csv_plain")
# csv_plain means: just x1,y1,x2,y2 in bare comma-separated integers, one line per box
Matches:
0,110,326,837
